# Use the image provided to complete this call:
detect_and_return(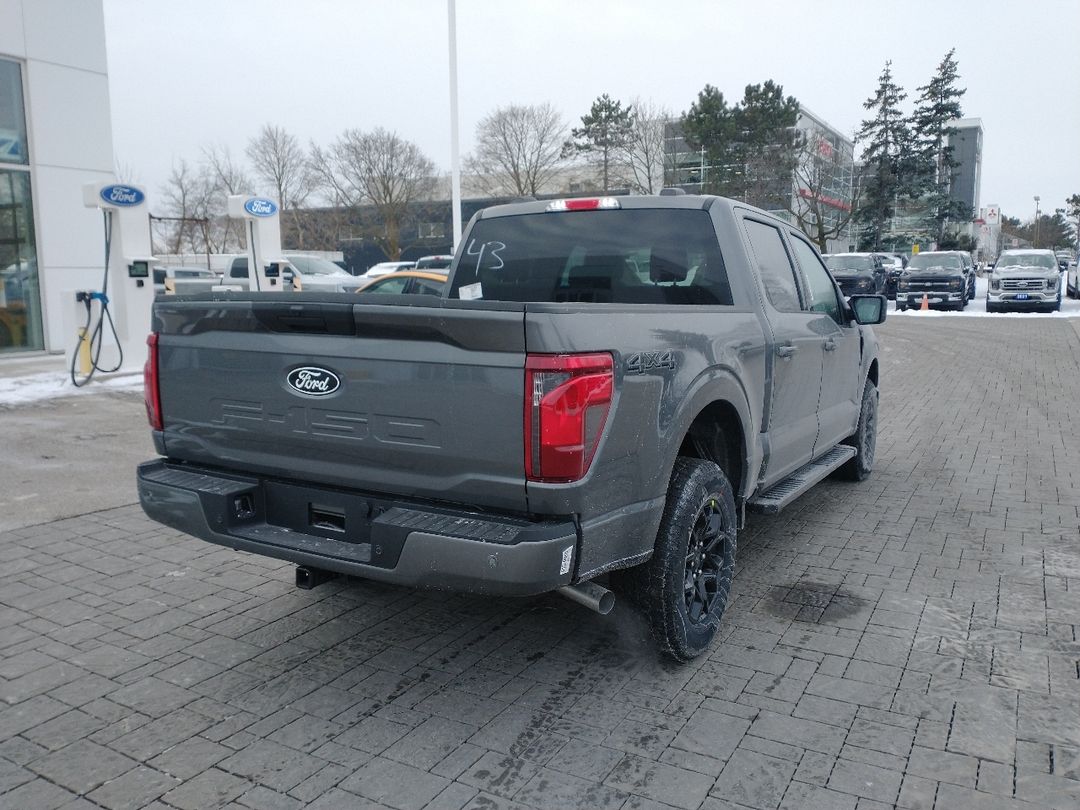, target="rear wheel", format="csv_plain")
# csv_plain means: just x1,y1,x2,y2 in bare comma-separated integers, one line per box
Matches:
637,458,737,662
837,381,878,481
